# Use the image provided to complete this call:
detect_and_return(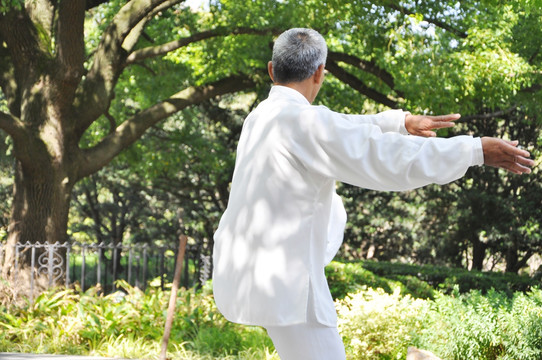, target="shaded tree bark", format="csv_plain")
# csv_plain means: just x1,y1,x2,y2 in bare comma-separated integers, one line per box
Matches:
471,235,488,271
